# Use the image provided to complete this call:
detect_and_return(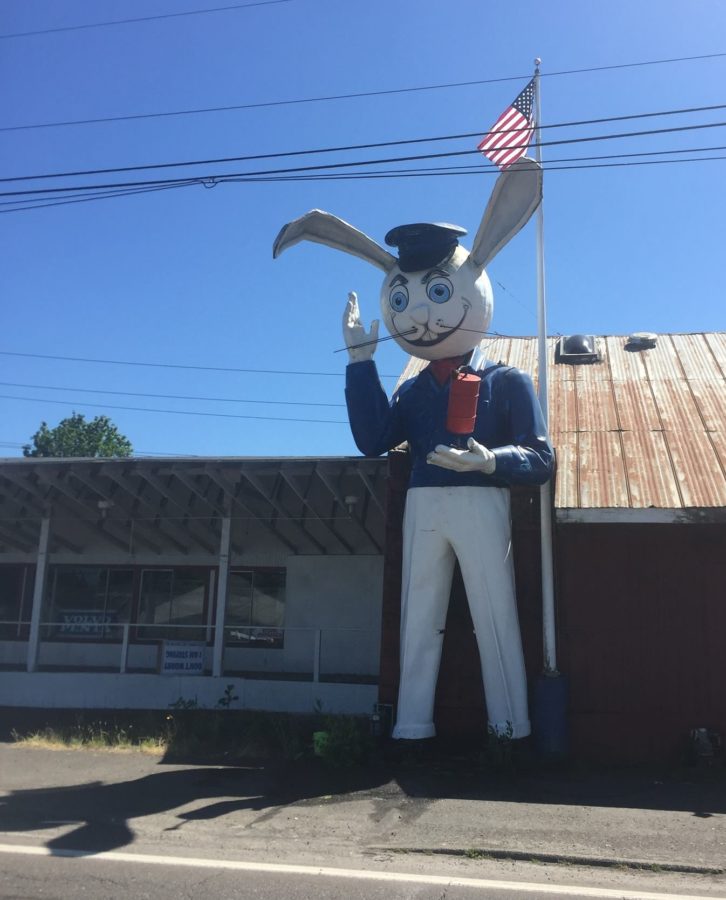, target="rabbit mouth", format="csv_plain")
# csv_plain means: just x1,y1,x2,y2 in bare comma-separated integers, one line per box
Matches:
397,305,468,347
